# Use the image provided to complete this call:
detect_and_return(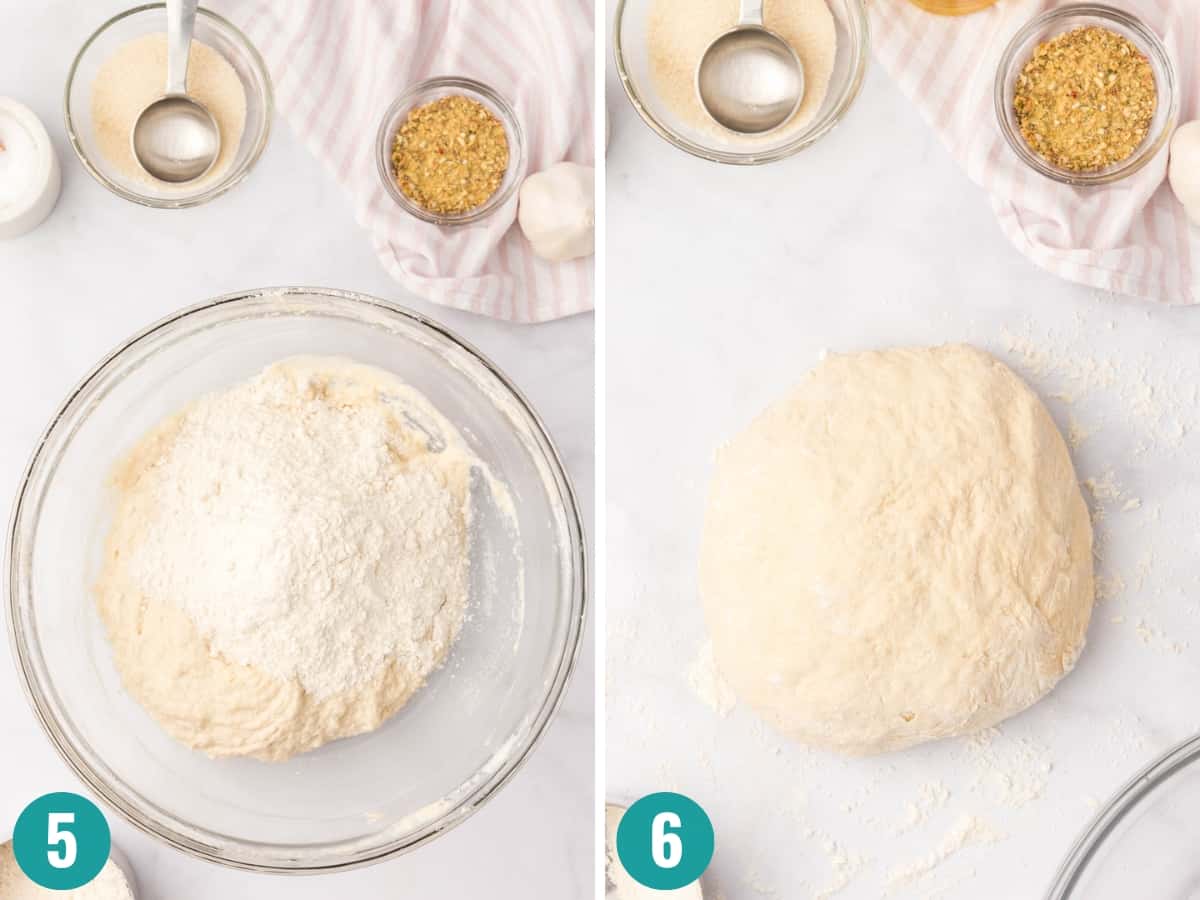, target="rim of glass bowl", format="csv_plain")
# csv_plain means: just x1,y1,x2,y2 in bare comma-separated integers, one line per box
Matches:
993,4,1179,187
1046,732,1200,898
63,4,274,209
4,286,588,874
612,0,870,166
375,77,526,226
